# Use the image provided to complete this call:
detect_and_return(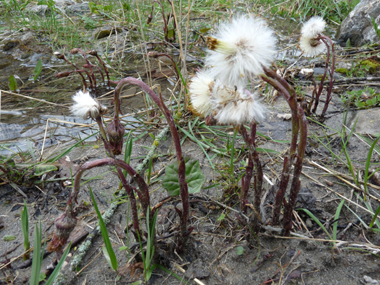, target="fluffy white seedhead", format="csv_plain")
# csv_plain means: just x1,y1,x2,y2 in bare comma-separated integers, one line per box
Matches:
189,70,215,117
71,90,107,120
211,81,265,125
299,36,326,57
300,16,327,57
301,16,326,39
205,15,277,86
